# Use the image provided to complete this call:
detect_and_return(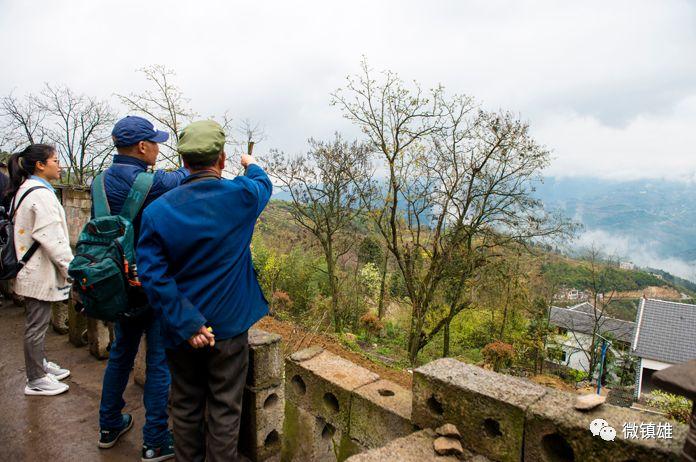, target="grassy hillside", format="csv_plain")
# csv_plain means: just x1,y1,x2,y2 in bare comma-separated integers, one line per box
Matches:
252,199,693,368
